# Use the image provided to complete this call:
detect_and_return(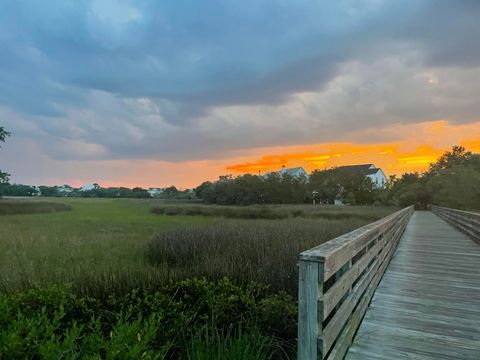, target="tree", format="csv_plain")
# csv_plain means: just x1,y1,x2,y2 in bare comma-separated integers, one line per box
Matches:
427,145,478,174
309,167,376,205
0,127,10,184
163,185,179,198
39,186,60,197
425,146,480,210
194,181,215,202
